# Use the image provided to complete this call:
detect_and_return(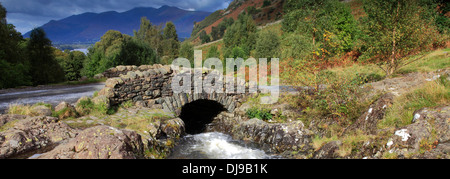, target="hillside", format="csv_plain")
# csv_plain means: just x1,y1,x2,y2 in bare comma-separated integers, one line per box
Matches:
189,0,285,44
23,5,212,44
